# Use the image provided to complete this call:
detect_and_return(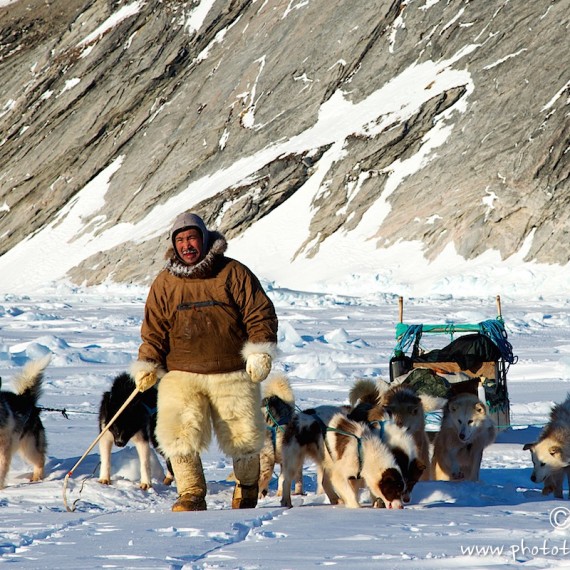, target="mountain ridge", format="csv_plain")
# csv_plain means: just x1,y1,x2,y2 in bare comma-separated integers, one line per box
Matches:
0,0,568,294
